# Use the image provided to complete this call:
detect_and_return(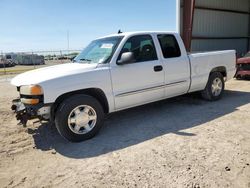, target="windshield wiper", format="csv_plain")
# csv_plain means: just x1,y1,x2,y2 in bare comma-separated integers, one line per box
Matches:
74,58,92,63
79,58,91,62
